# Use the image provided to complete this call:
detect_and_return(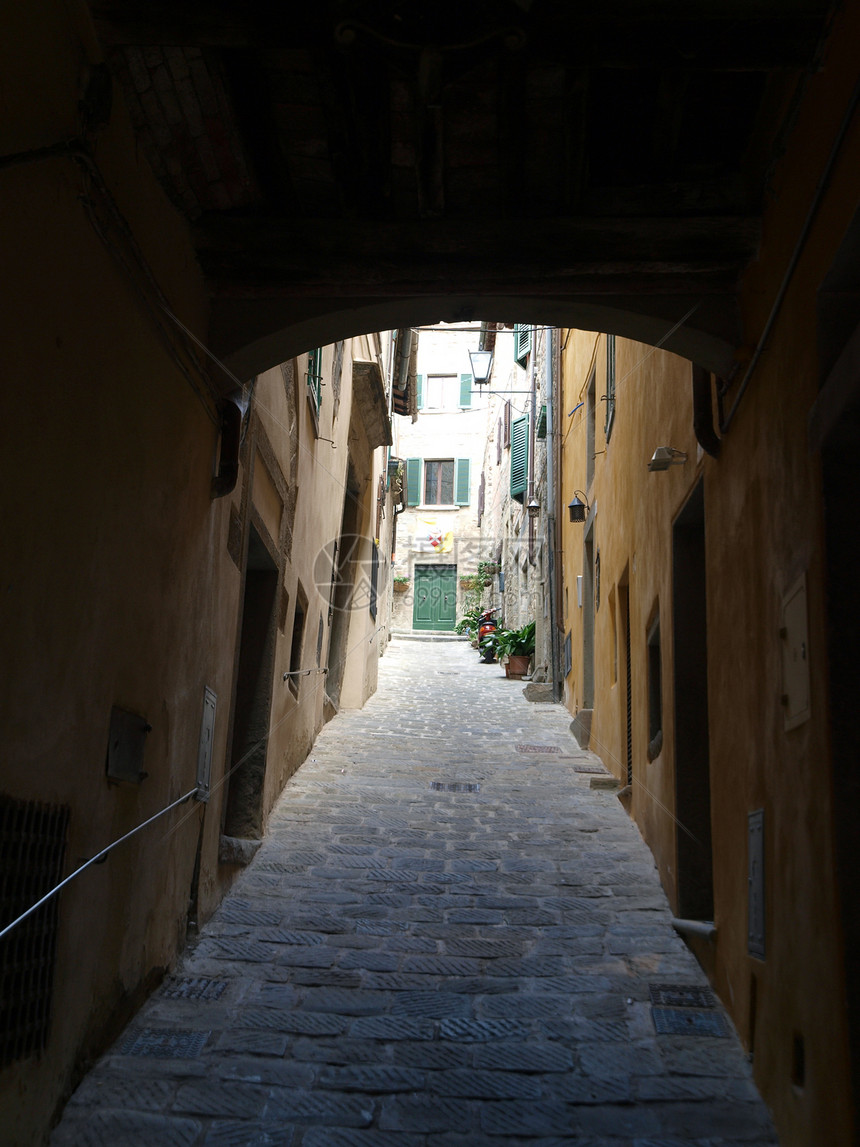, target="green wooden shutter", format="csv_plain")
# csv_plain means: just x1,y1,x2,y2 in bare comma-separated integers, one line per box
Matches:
510,415,528,503
307,347,322,411
514,324,531,365
416,373,424,410
454,458,470,505
406,458,421,506
459,373,472,408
